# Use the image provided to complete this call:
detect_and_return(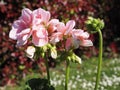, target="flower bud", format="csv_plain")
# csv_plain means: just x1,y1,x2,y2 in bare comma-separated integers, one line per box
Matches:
26,46,36,58
51,47,57,59
71,53,82,64
74,54,82,64
86,17,104,33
